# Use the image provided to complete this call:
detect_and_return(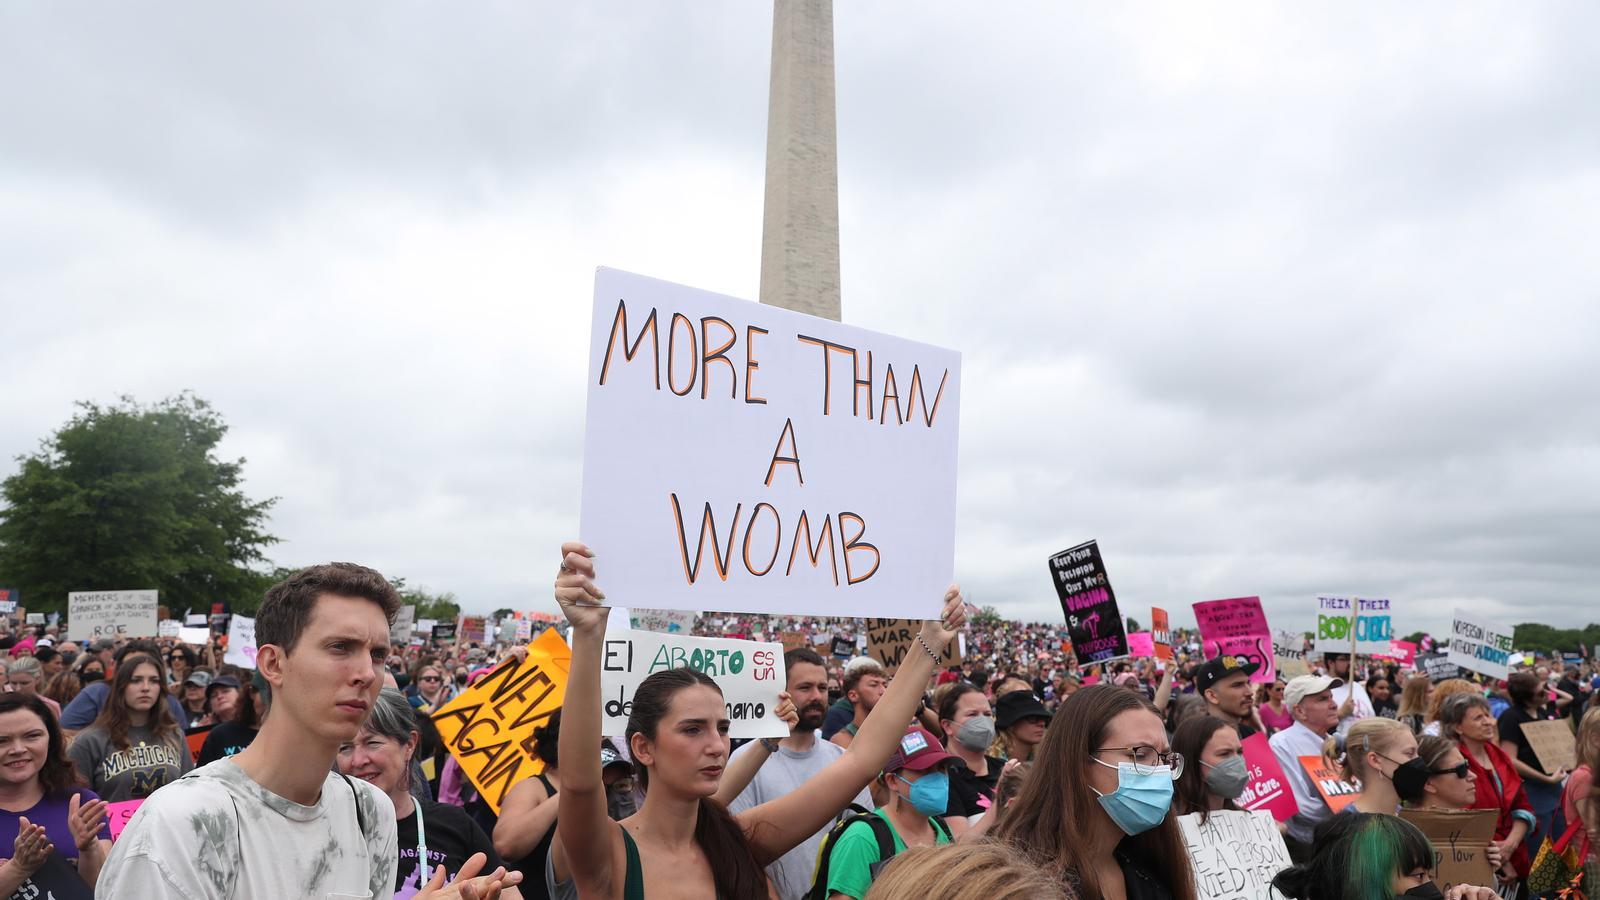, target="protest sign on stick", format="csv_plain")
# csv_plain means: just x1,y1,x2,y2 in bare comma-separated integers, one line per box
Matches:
578,267,962,619
431,628,570,814
1151,607,1173,660
224,615,258,669
600,630,787,739
1193,597,1275,684
67,590,158,642
390,605,415,646
1521,720,1578,775
1237,733,1299,822
1299,756,1358,812
1047,540,1129,665
1446,610,1514,680
1398,808,1498,894
864,618,961,669
1273,630,1309,679
1177,809,1293,900
1313,596,1394,655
